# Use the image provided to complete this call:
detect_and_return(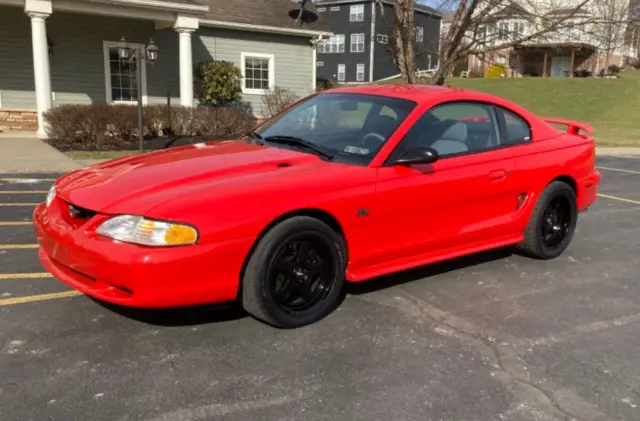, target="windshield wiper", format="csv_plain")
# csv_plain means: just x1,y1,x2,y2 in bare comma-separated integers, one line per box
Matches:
264,135,334,161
